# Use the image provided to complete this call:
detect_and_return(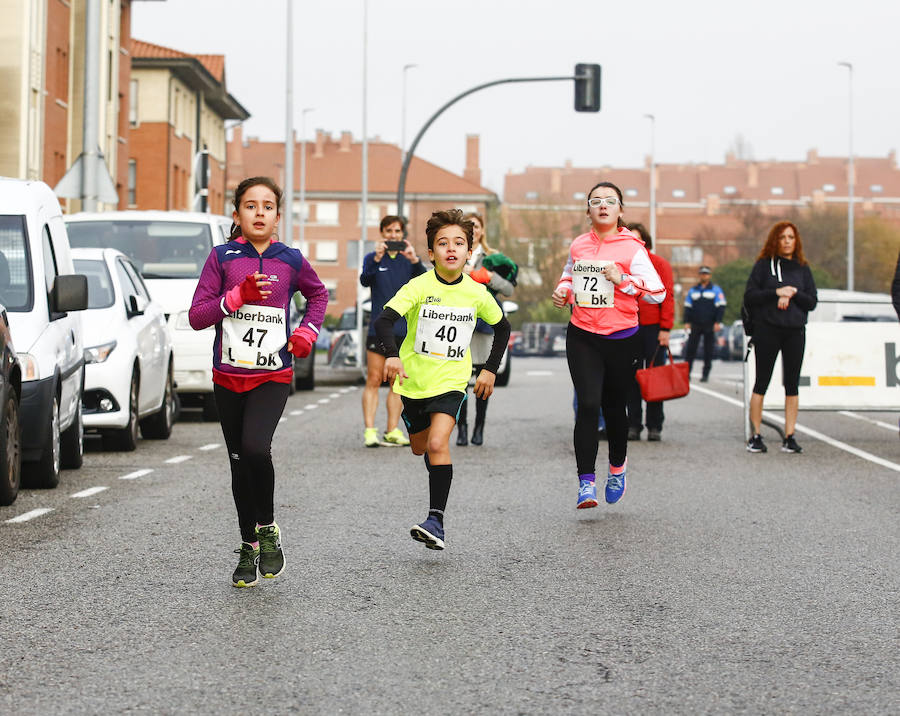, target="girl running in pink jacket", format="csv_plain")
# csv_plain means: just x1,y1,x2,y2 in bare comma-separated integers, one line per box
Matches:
551,181,665,509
